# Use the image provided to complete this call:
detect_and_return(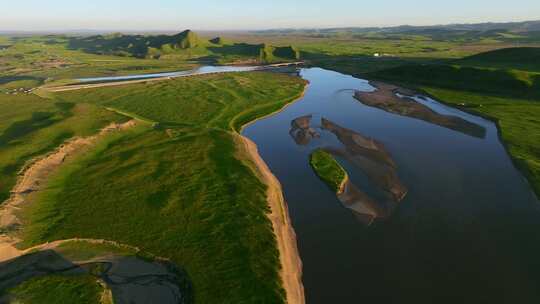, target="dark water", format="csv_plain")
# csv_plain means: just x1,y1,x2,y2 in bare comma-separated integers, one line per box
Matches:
242,68,540,304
